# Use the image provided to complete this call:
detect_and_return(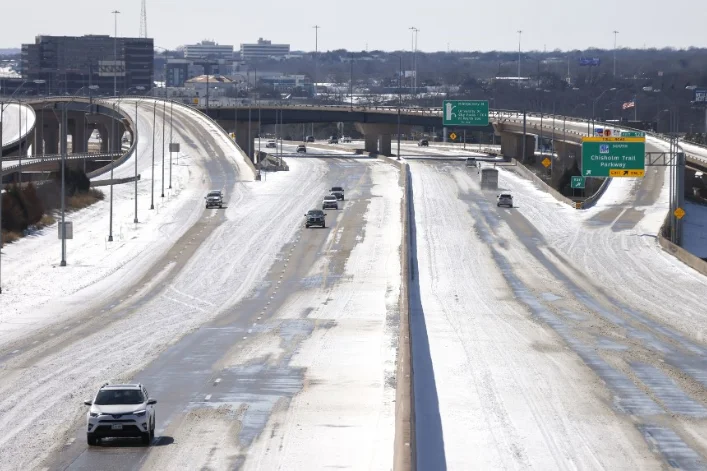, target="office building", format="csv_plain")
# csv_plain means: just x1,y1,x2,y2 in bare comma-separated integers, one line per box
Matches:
21,35,153,95
240,38,290,60
184,41,234,60
165,59,190,87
